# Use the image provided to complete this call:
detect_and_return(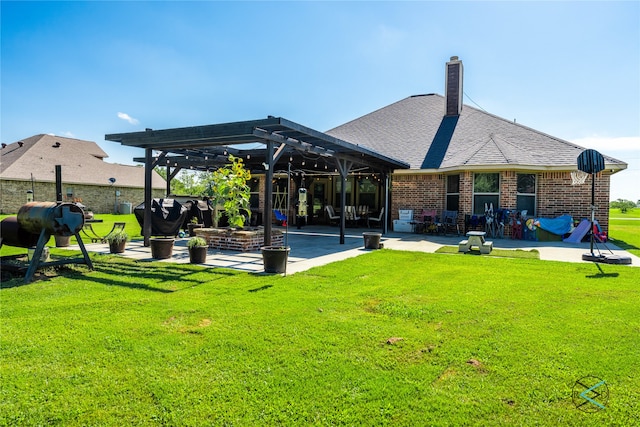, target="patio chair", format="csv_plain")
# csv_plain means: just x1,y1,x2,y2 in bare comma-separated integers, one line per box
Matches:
367,207,384,228
510,211,523,239
325,205,340,225
358,205,369,226
344,206,360,226
82,221,126,243
484,203,495,238
422,209,438,234
81,223,104,243
442,210,460,236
